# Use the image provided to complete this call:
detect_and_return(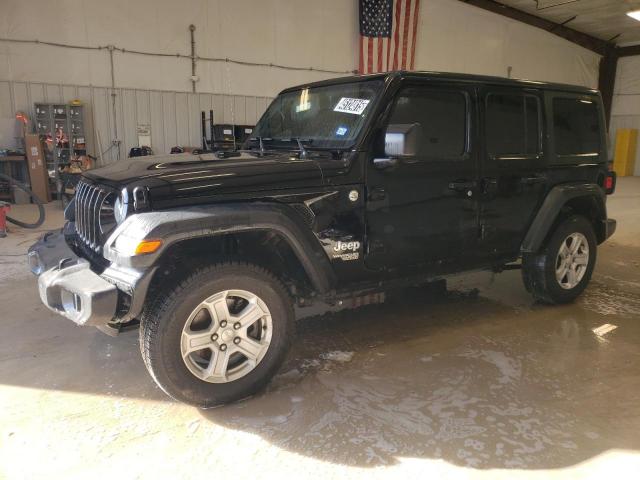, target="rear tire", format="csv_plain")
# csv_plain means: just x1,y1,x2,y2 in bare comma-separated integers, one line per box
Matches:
140,262,294,408
522,215,596,304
